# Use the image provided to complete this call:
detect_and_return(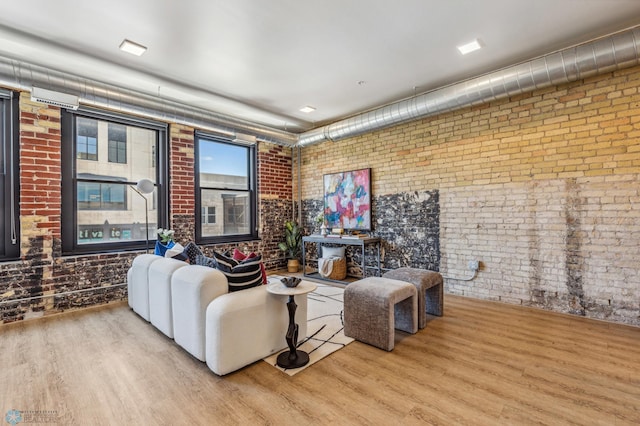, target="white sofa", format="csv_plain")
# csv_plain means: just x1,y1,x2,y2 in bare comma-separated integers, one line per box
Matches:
127,253,162,320
127,254,308,375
